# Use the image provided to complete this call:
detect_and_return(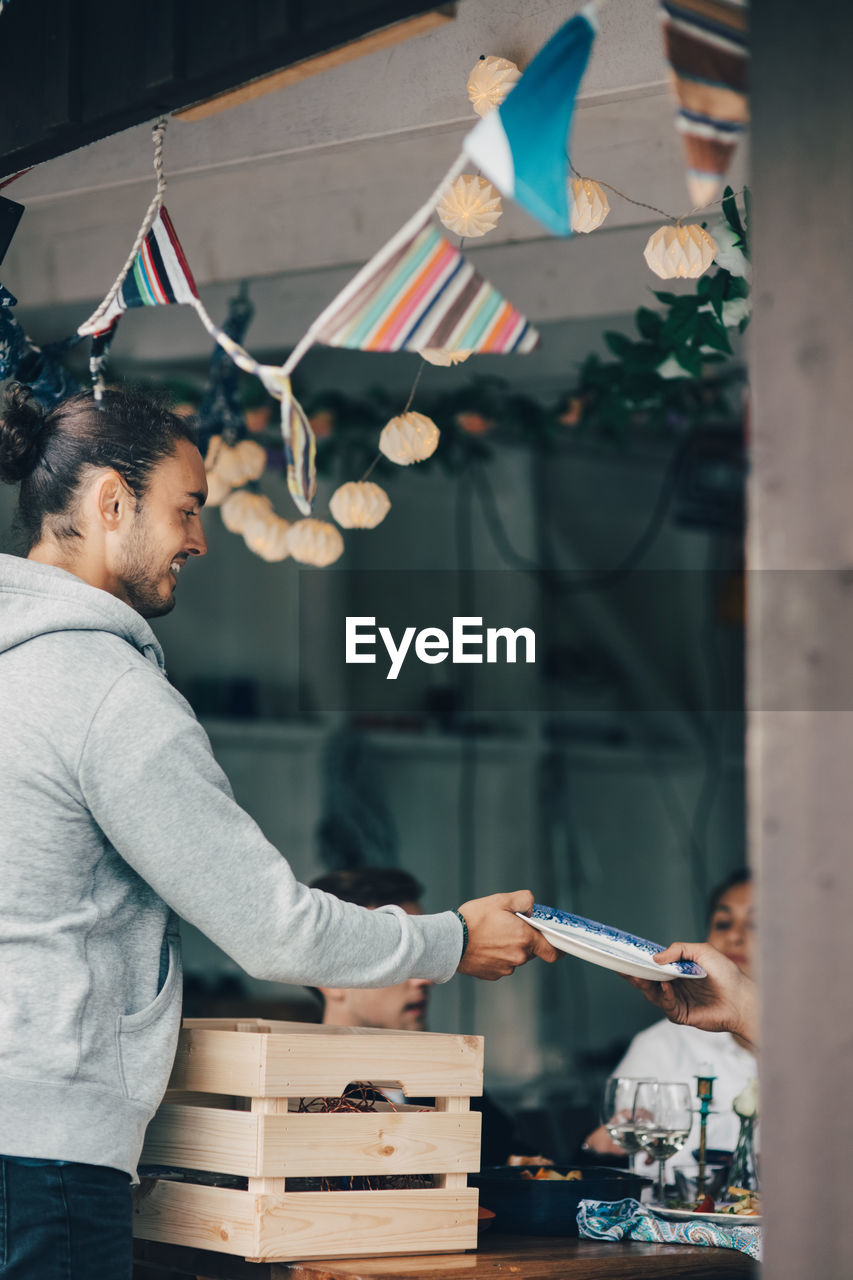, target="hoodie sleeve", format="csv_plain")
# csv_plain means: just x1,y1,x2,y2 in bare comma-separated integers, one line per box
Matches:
78,667,463,986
